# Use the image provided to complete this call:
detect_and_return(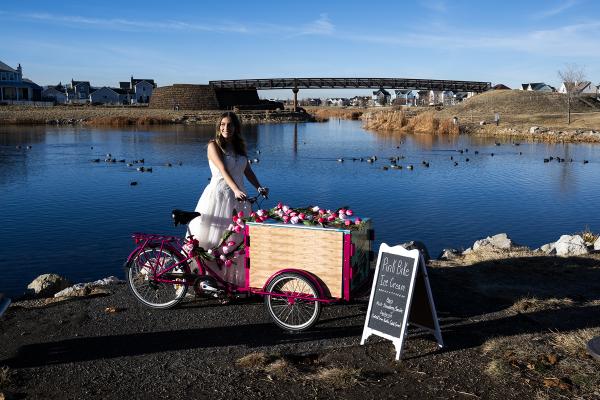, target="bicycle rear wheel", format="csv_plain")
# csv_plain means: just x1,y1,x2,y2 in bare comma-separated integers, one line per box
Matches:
264,272,321,332
126,245,188,309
